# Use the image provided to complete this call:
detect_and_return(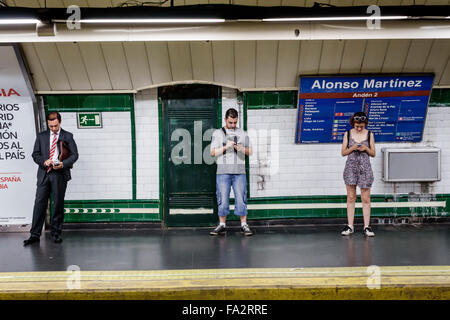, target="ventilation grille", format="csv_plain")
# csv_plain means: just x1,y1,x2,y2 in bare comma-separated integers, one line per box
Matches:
167,110,215,119
168,195,214,208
